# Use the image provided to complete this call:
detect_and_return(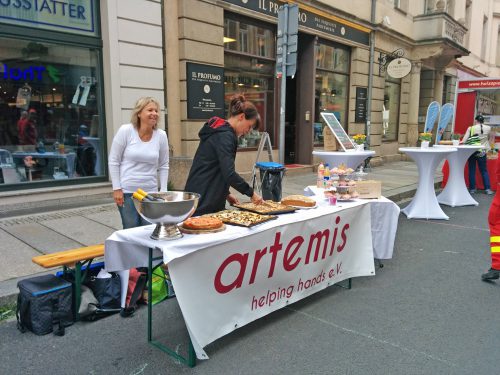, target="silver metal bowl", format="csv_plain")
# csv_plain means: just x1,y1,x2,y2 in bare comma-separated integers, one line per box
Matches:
132,191,200,240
